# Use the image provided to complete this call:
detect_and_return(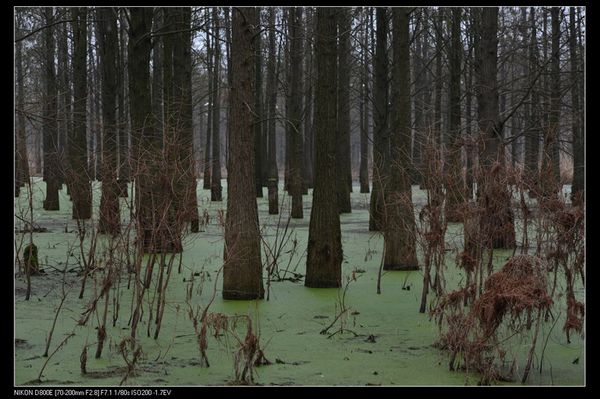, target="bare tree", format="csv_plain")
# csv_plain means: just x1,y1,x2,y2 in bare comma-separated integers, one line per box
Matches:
383,8,418,271
305,7,342,288
223,7,264,300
